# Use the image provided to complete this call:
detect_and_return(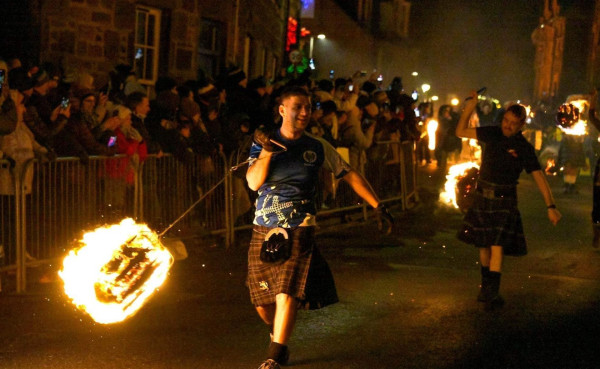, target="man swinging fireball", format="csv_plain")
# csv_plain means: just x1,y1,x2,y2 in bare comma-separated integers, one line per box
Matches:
246,86,393,369
456,89,561,311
